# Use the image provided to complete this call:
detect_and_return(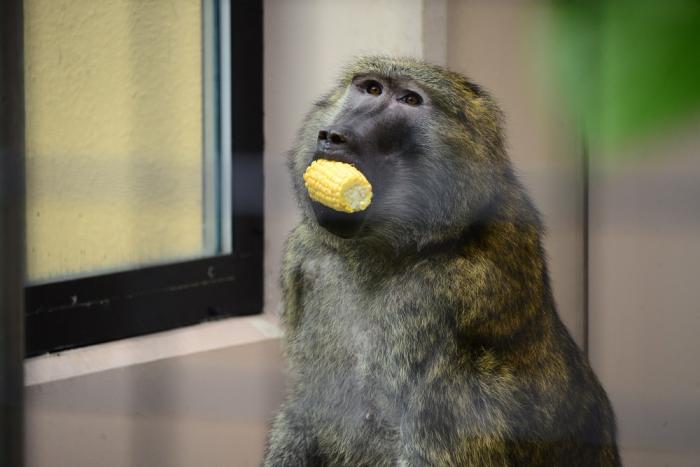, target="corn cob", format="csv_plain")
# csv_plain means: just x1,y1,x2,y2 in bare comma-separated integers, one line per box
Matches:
303,159,373,213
